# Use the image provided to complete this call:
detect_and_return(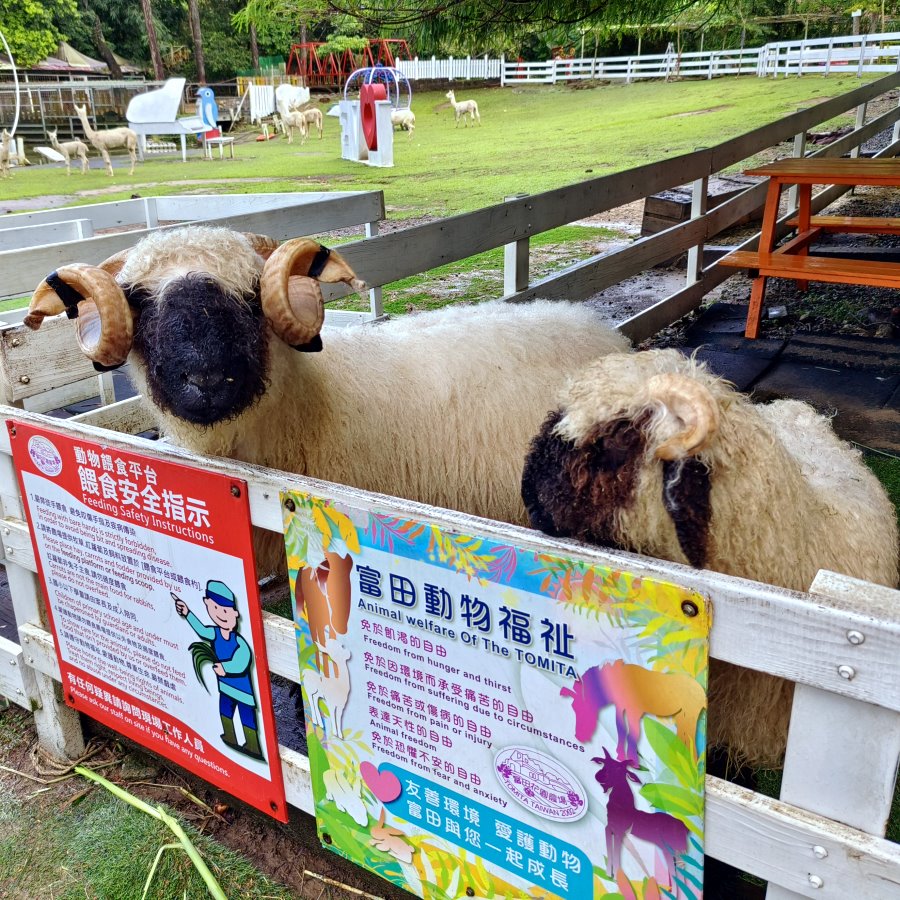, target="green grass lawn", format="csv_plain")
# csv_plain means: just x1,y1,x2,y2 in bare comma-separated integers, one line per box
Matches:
2,75,876,219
